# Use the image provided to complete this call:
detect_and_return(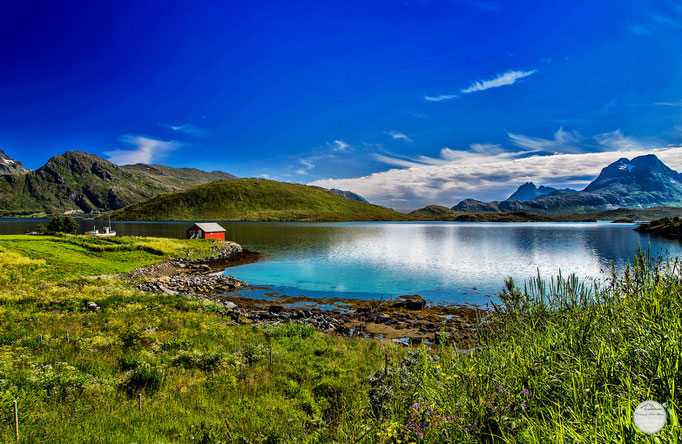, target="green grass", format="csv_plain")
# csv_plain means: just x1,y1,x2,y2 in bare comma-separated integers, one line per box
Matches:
108,178,411,222
0,236,680,442
0,235,228,281
365,249,682,442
